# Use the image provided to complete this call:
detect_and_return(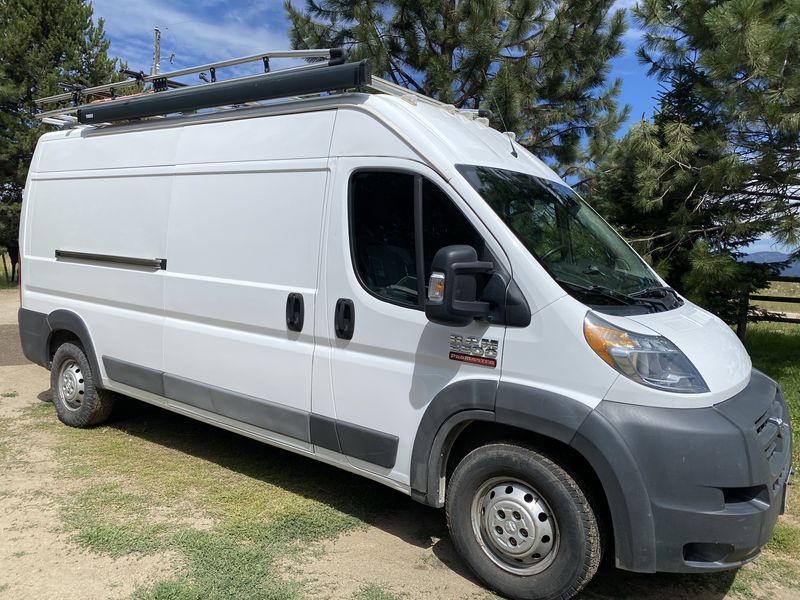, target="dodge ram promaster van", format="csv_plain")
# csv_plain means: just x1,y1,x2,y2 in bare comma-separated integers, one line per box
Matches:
19,52,792,600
